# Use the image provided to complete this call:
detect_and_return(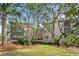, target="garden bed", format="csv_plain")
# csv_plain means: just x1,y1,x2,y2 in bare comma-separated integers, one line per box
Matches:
0,44,26,52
